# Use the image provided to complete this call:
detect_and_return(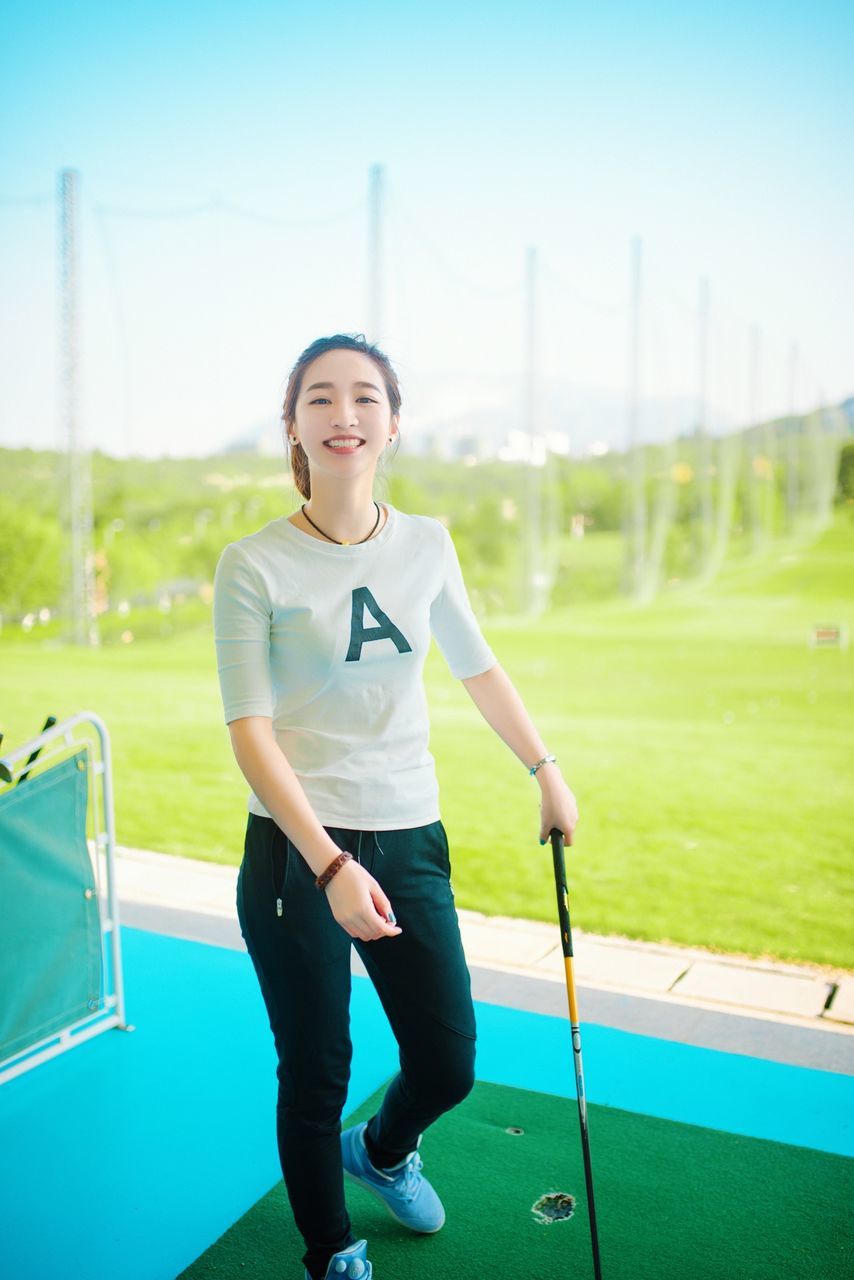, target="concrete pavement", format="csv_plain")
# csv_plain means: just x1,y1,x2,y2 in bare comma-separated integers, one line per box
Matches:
101,843,854,1073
